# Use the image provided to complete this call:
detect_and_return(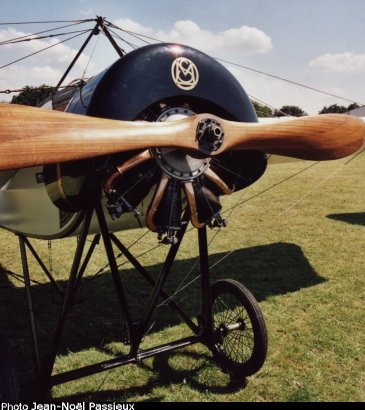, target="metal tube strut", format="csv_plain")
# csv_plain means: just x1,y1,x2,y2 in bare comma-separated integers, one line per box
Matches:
22,237,62,295
18,201,213,394
101,24,125,57
50,334,201,386
94,201,136,348
198,227,213,336
110,233,199,334
133,211,190,351
18,235,41,374
74,234,101,291
41,206,94,390
54,19,102,91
